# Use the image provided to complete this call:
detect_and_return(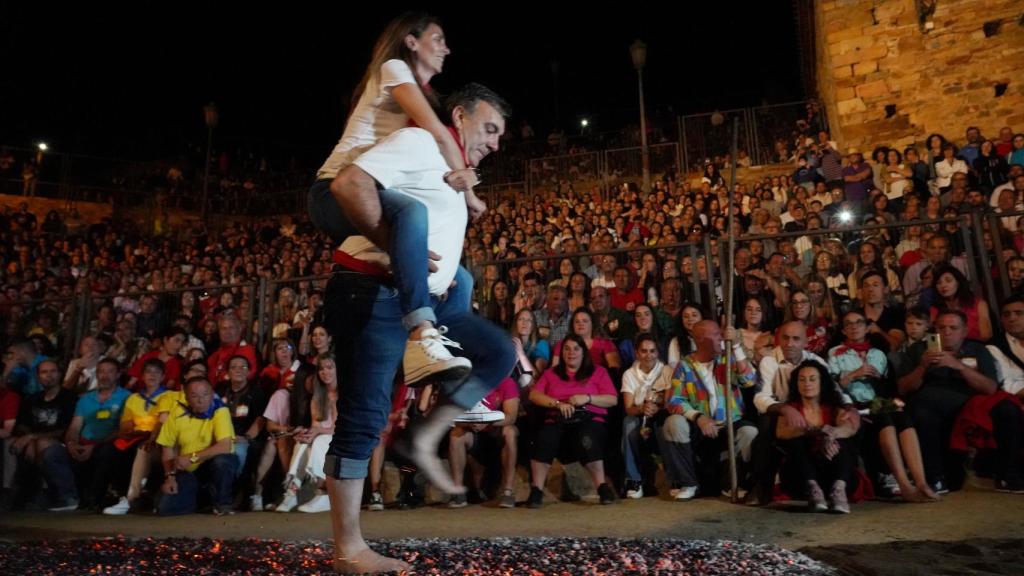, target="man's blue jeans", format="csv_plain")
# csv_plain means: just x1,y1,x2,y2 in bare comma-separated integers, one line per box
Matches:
308,179,434,331
40,444,78,505
323,266,516,480
157,453,238,516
